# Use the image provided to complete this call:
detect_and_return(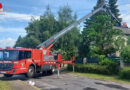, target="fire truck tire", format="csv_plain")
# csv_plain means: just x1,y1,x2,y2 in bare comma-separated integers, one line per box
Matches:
26,66,35,78
4,74,13,77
